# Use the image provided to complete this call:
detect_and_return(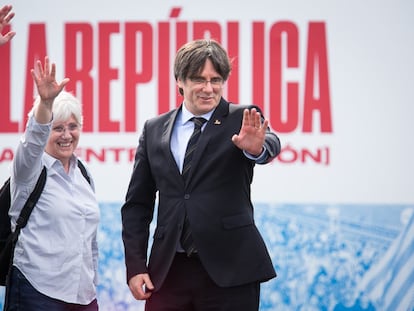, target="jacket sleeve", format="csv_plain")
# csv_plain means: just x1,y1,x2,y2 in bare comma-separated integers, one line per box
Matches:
121,121,157,283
